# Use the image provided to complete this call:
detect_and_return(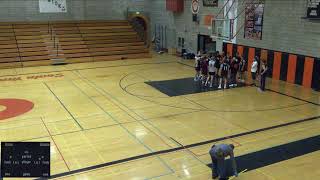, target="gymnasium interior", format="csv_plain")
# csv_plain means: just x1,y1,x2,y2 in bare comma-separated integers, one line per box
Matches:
0,0,319,179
